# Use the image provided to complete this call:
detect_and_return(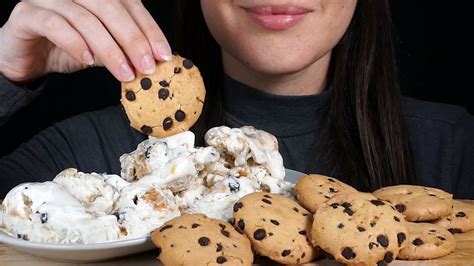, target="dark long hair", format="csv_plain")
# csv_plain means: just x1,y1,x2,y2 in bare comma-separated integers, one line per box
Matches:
174,0,415,191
